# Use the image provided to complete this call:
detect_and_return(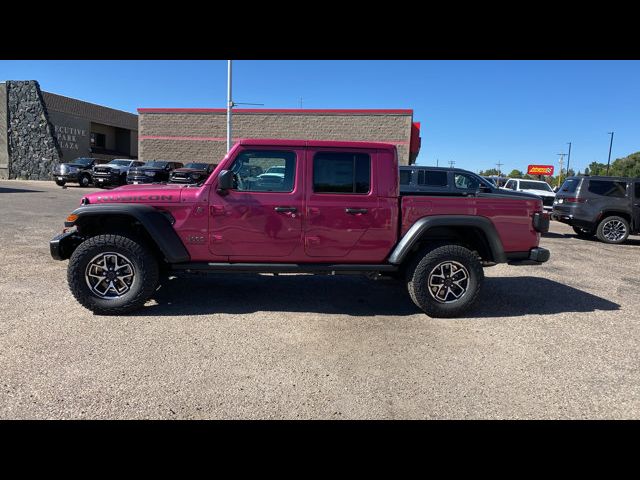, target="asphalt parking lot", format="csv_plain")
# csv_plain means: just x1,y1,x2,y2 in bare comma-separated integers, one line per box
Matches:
1,179,639,419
